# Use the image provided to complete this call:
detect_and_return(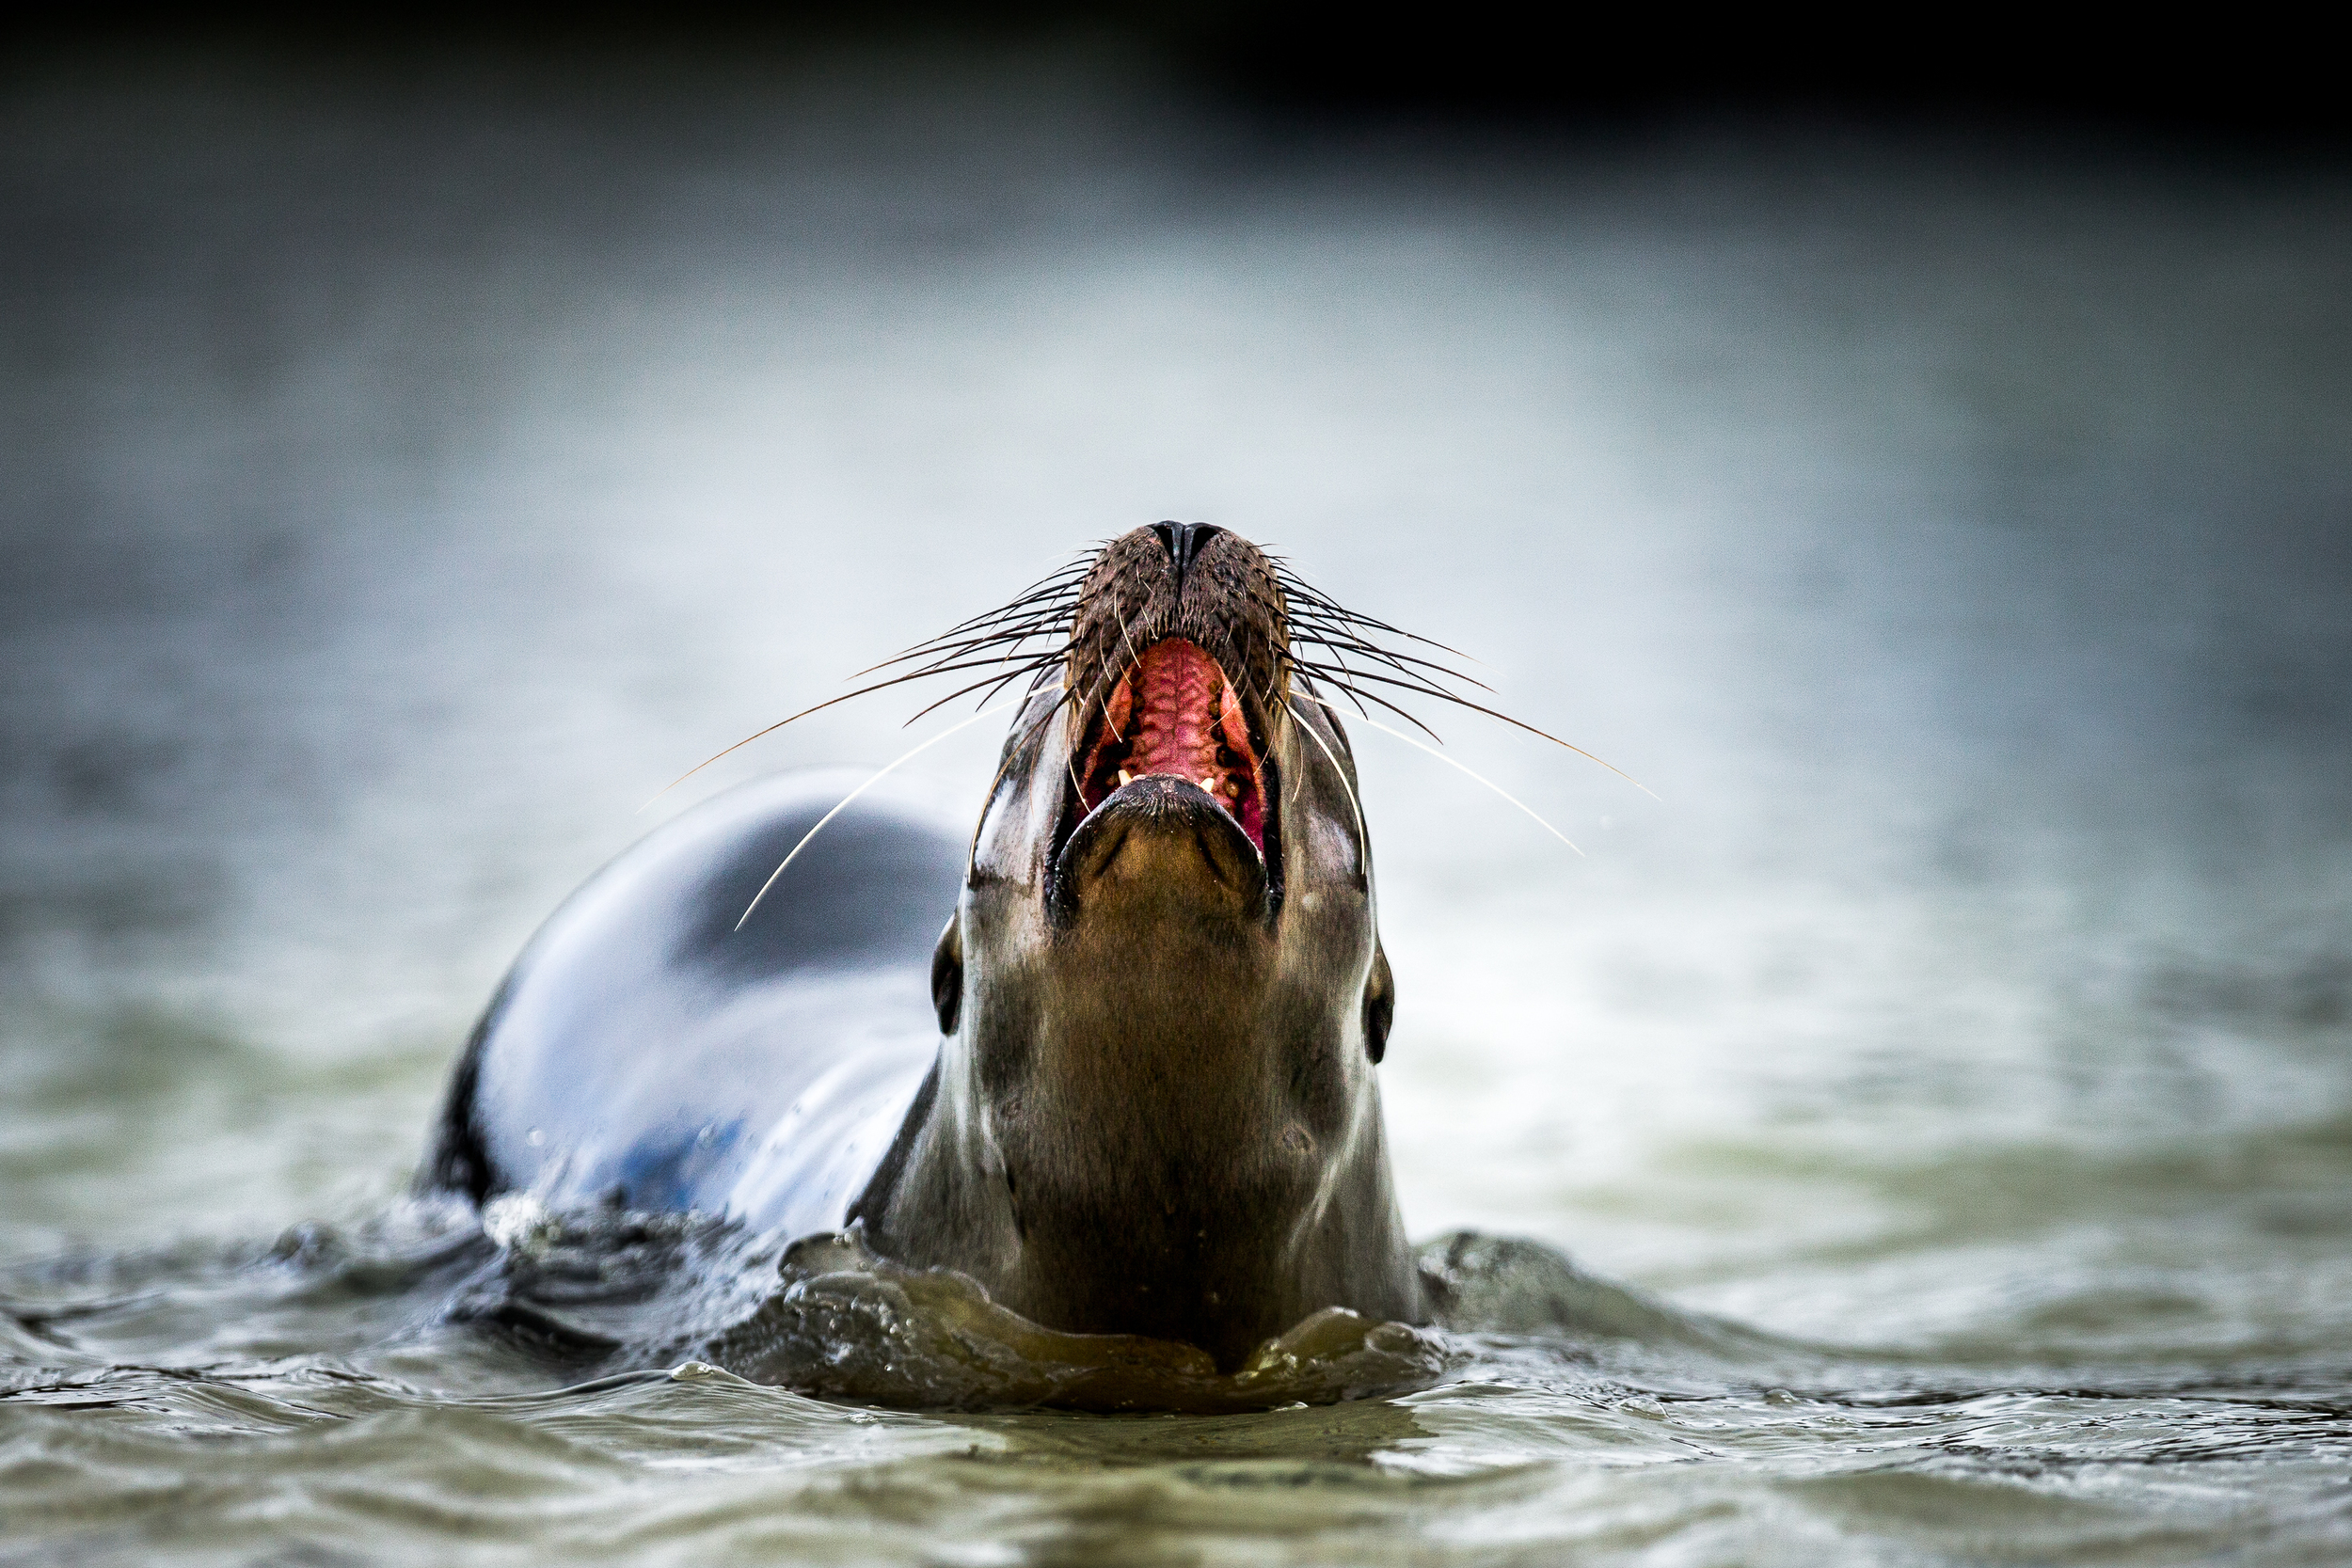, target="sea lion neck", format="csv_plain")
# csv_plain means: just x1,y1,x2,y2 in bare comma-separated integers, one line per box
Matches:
974,951,1320,1365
